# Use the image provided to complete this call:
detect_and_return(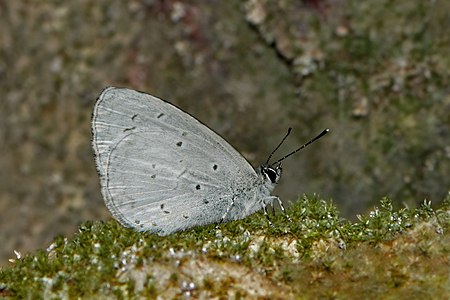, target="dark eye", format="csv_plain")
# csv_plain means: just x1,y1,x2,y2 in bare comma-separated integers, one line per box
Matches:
265,168,277,183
